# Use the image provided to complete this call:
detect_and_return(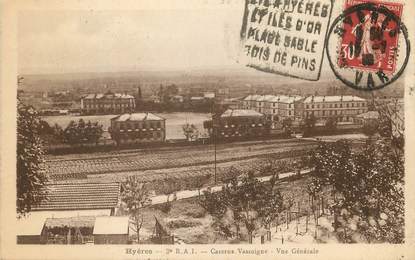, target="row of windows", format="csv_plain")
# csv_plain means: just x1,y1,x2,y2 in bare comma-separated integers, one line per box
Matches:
118,132,162,139
306,109,366,116
258,108,293,115
305,102,366,109
117,121,163,129
84,101,134,105
220,121,264,127
84,104,133,108
254,102,293,108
